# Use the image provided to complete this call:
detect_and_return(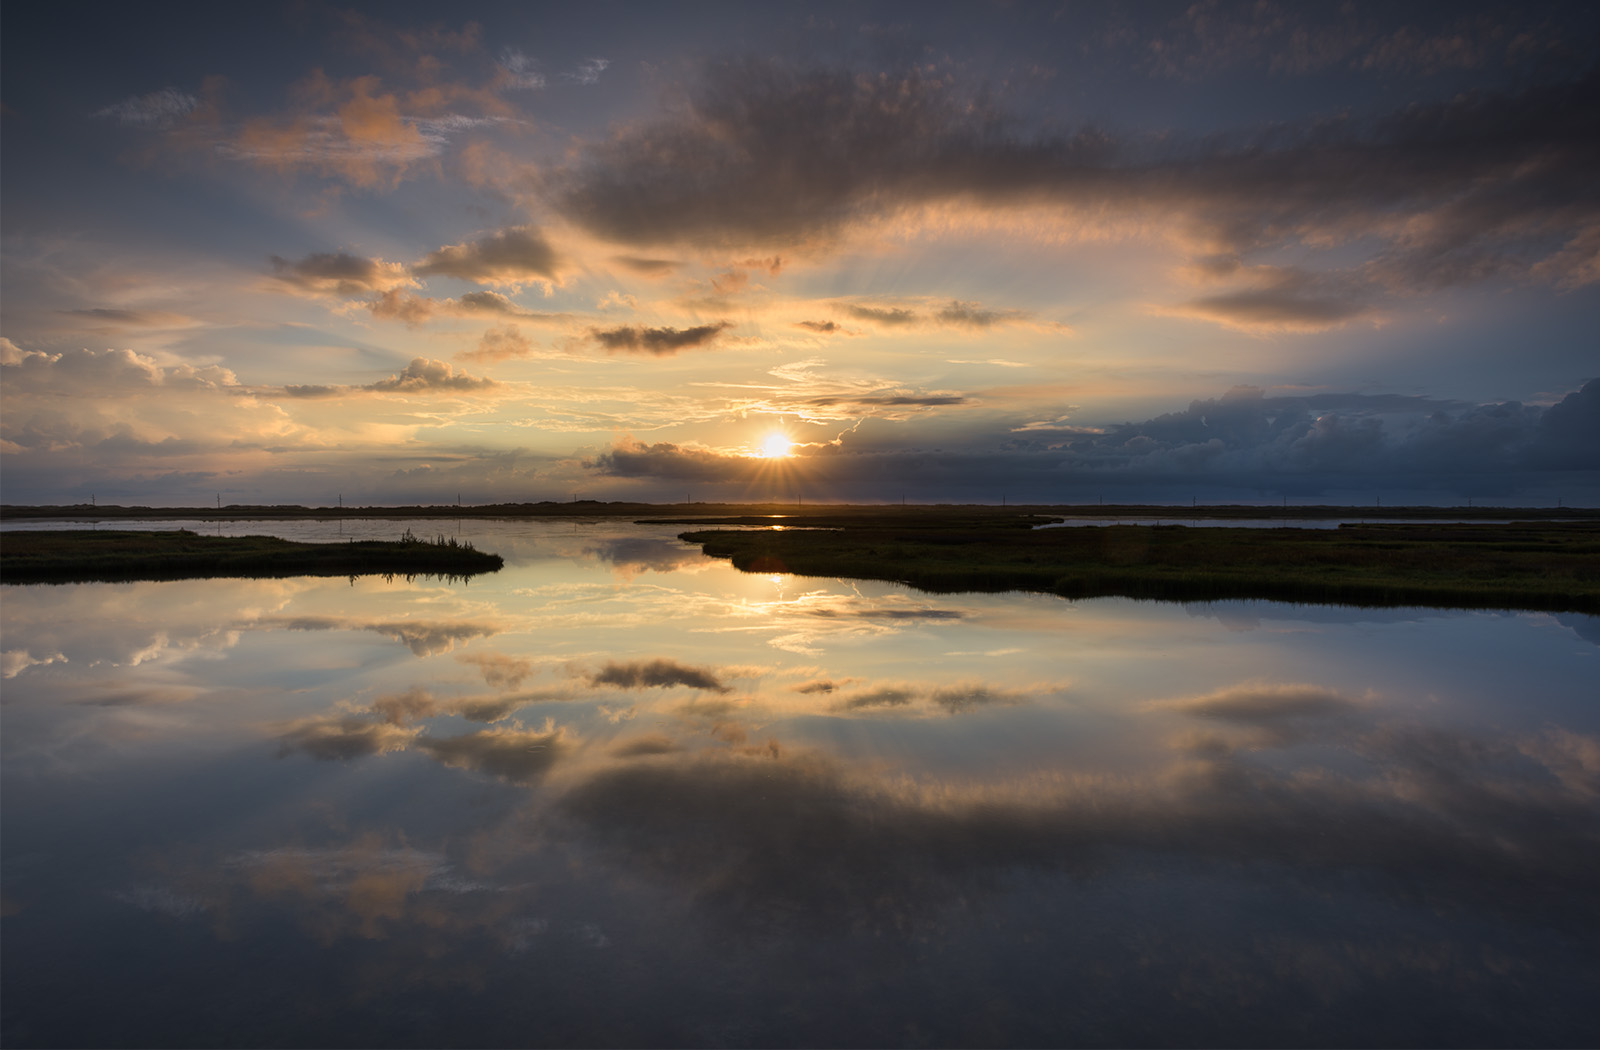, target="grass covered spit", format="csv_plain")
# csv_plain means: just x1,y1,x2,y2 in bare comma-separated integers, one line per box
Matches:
680,520,1600,612
0,529,503,584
